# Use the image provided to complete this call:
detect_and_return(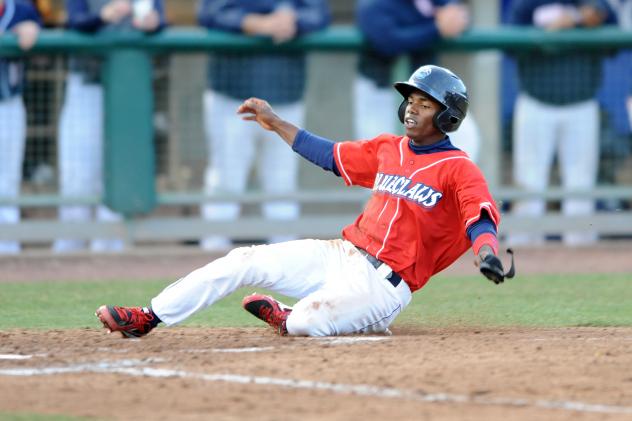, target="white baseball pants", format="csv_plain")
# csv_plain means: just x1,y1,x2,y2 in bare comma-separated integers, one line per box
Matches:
0,96,26,254
510,93,599,246
54,74,124,253
151,239,412,336
201,91,303,249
